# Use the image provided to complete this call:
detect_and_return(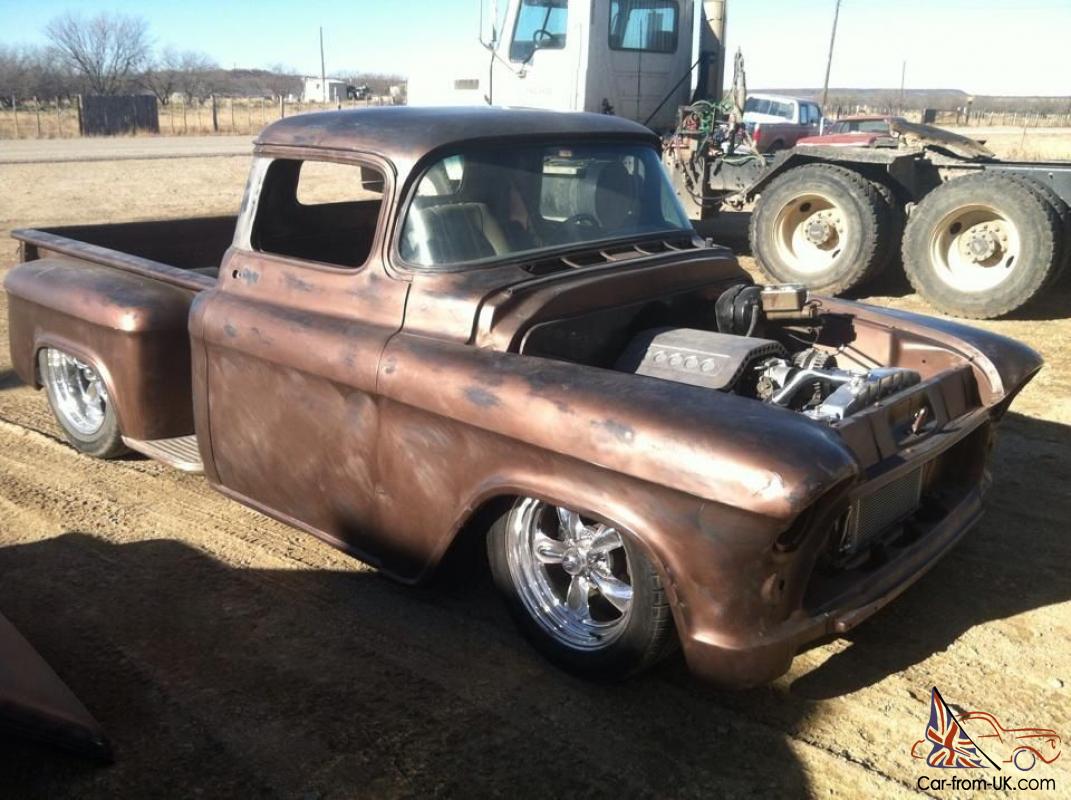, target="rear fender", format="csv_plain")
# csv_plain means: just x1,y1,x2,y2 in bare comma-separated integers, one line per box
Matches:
4,259,197,440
